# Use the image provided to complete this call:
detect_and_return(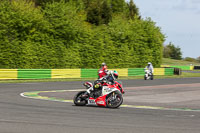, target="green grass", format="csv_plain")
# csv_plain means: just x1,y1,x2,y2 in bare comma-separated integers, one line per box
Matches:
162,58,200,66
